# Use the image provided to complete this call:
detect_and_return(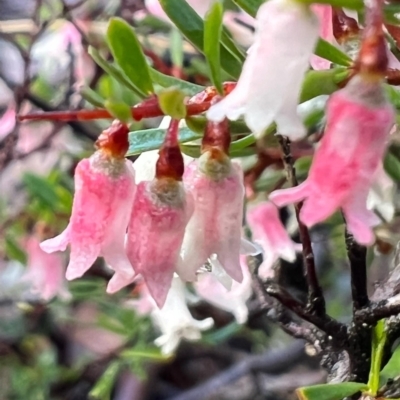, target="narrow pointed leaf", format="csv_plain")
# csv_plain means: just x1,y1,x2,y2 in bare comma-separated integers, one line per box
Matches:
368,320,387,395
89,361,121,400
300,0,363,10
150,68,204,96
296,383,368,400
384,151,400,182
107,18,154,96
314,39,352,66
127,127,201,155
159,0,242,79
89,46,143,98
204,1,224,94
381,345,400,386
80,86,105,108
